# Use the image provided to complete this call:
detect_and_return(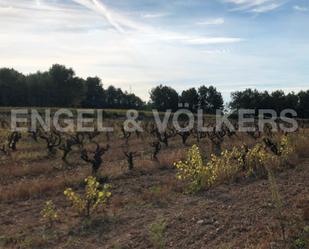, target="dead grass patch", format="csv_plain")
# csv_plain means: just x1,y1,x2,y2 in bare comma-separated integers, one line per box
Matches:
141,184,172,207
0,175,83,202
291,134,309,158
0,162,55,181
158,149,184,168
